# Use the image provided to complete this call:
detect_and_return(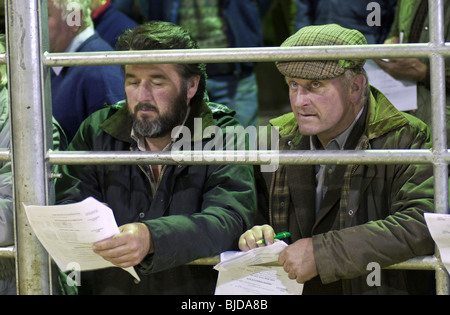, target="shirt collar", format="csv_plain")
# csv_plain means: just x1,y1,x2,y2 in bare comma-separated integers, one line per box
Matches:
52,26,95,76
310,106,364,151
